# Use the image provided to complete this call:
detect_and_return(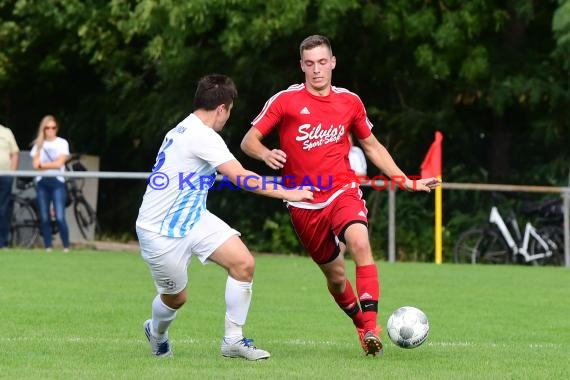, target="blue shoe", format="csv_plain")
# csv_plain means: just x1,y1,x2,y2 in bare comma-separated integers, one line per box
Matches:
143,319,172,357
